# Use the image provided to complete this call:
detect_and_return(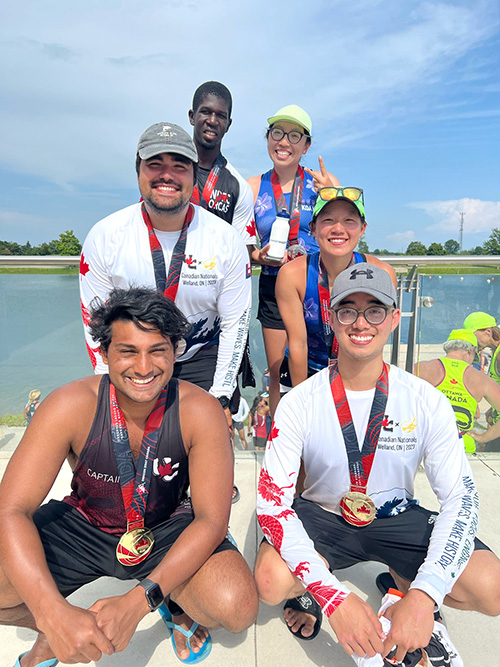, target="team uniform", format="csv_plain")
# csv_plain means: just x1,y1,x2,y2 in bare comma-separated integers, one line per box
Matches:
436,357,478,452
80,204,251,400
254,169,318,329
279,250,366,388
194,157,256,245
34,376,236,596
257,365,483,617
